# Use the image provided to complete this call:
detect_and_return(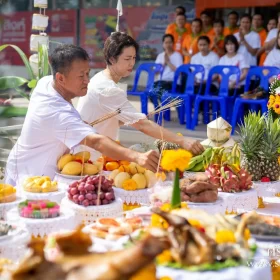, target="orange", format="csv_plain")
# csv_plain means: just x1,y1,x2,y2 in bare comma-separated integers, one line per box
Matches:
119,160,130,166
105,162,120,171
118,165,130,172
